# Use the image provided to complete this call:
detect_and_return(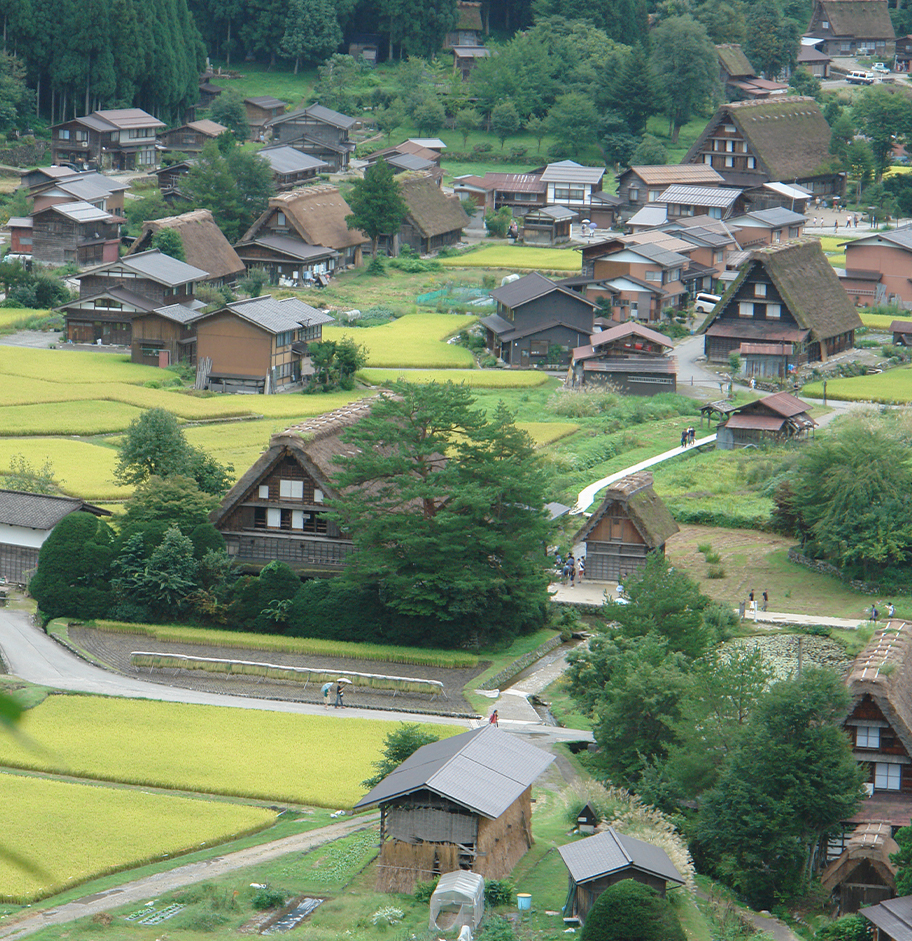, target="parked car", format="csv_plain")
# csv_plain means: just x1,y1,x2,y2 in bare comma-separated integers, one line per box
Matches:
693,292,721,313
872,62,890,74
847,70,876,84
